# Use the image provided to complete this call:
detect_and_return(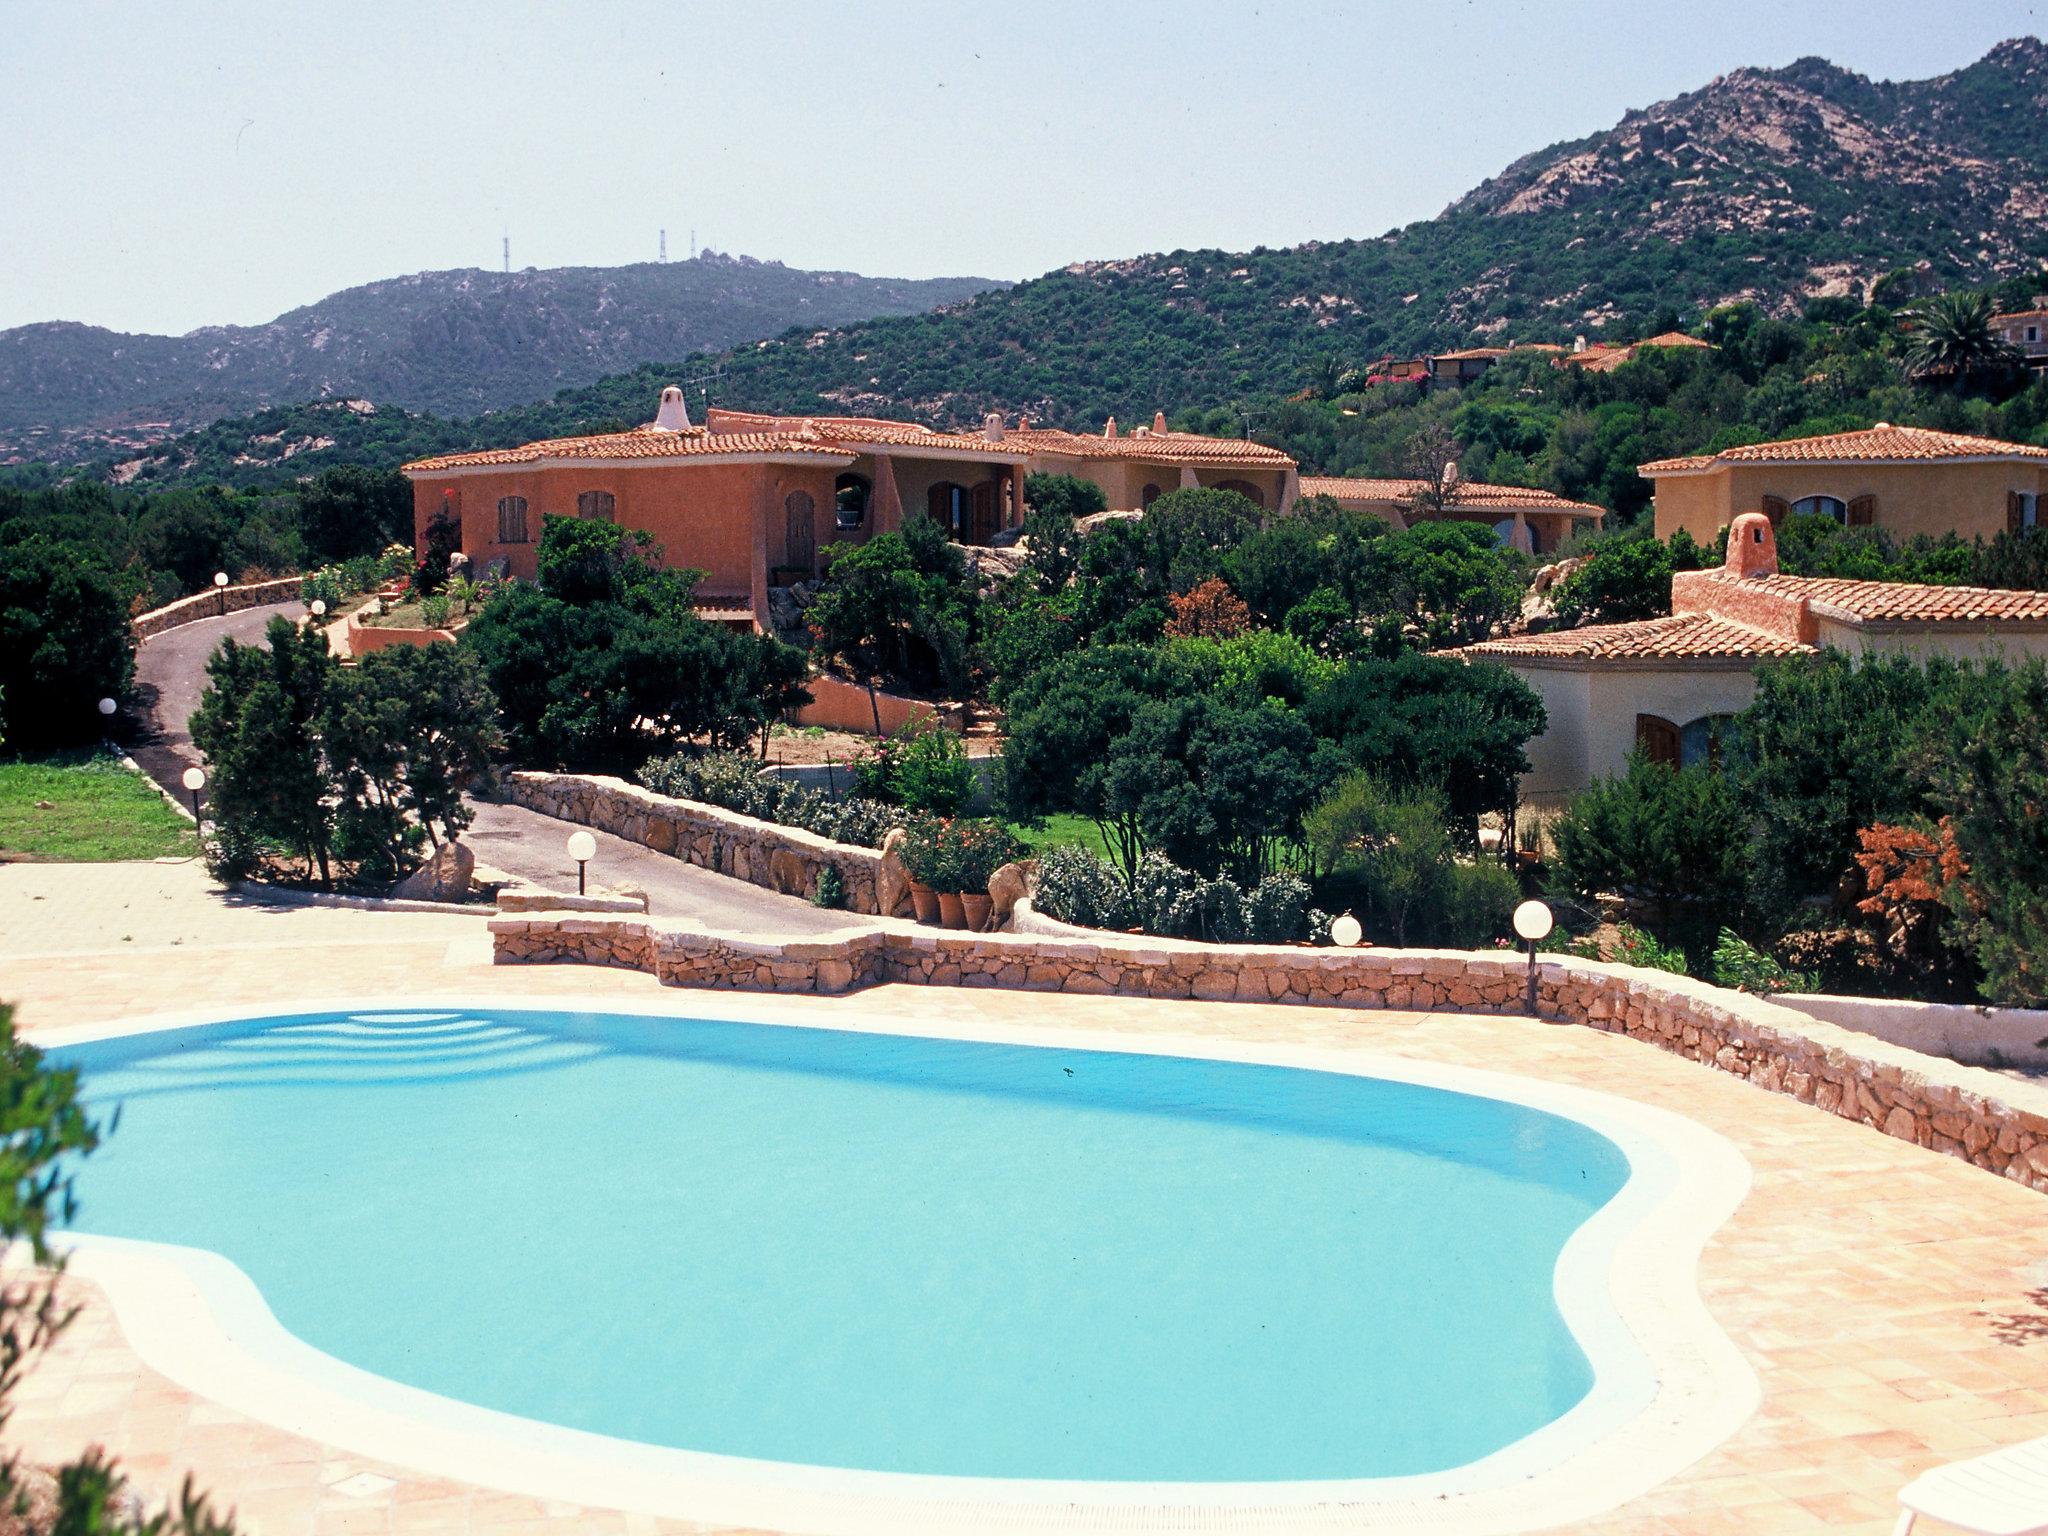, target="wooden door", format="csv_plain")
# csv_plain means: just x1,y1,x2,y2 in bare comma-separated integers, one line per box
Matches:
970,483,995,545
784,491,816,575
1636,714,1680,768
